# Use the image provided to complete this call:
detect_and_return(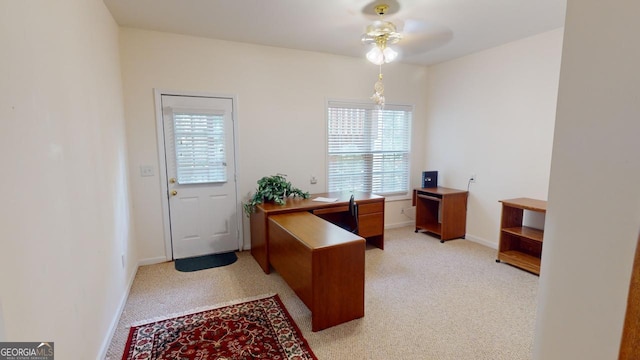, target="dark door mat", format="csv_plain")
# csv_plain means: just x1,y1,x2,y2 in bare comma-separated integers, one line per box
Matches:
175,252,238,272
